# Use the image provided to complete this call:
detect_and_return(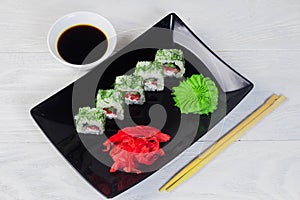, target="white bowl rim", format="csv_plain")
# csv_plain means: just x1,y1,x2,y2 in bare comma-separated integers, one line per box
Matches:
47,11,117,70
